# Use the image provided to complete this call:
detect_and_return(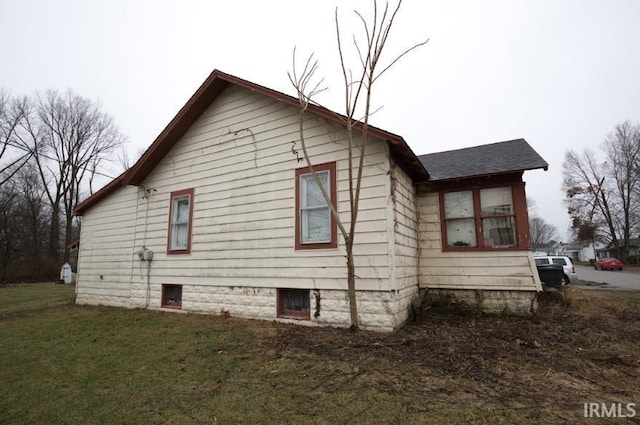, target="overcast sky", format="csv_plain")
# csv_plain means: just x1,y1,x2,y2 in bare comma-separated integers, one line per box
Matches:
2,0,639,240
